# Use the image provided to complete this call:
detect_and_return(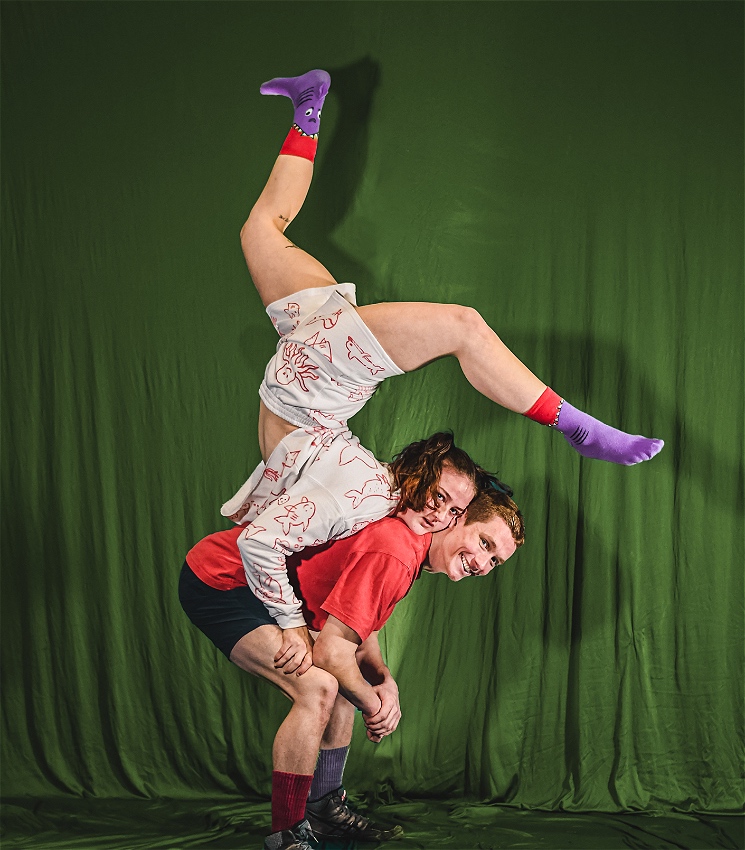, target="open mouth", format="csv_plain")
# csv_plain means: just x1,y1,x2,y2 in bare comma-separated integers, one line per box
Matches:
292,122,319,139
461,554,476,576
